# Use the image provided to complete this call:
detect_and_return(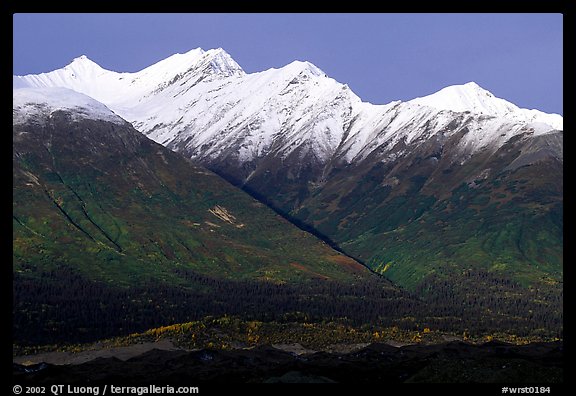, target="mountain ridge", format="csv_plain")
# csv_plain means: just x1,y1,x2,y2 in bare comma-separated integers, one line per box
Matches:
13,49,563,342
13,49,562,170
13,50,563,120
15,87,433,345
13,50,563,290
13,86,371,283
